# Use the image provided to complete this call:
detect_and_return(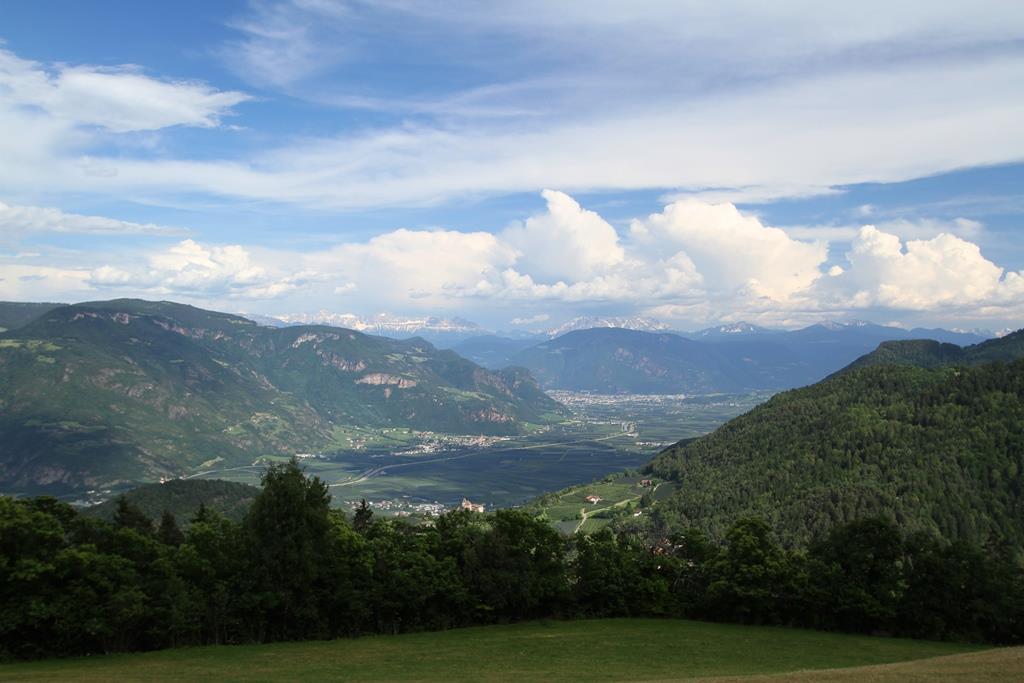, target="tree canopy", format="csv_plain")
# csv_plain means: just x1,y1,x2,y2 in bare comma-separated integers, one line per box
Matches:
3,459,1023,661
